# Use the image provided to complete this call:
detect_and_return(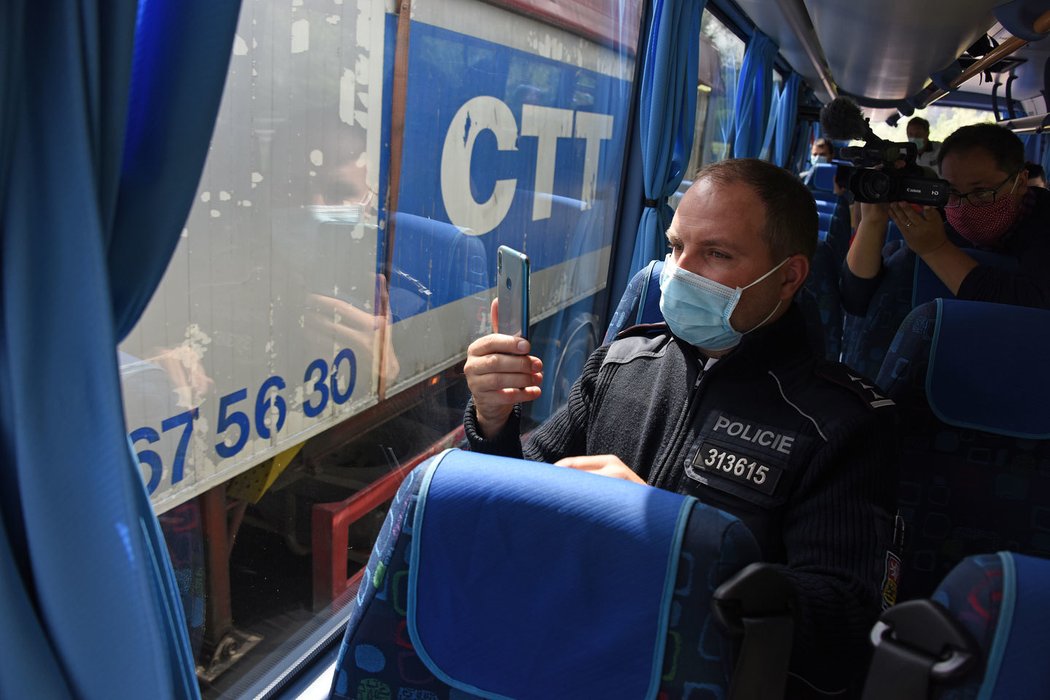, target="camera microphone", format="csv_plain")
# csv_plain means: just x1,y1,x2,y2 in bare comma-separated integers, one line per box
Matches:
819,97,875,142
